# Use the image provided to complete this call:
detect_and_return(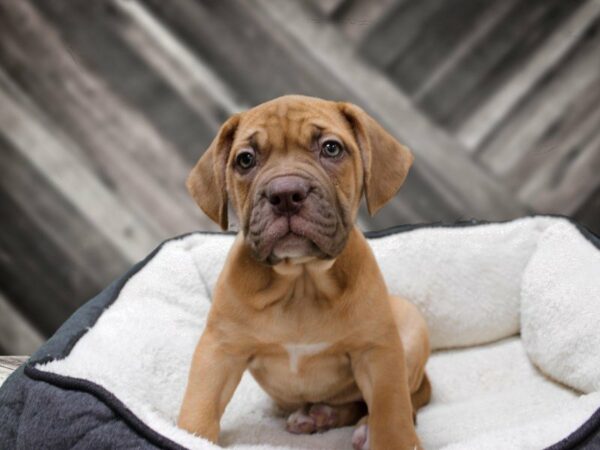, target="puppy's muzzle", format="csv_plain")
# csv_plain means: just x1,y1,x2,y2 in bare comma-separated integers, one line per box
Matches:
266,176,310,216
246,172,350,263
